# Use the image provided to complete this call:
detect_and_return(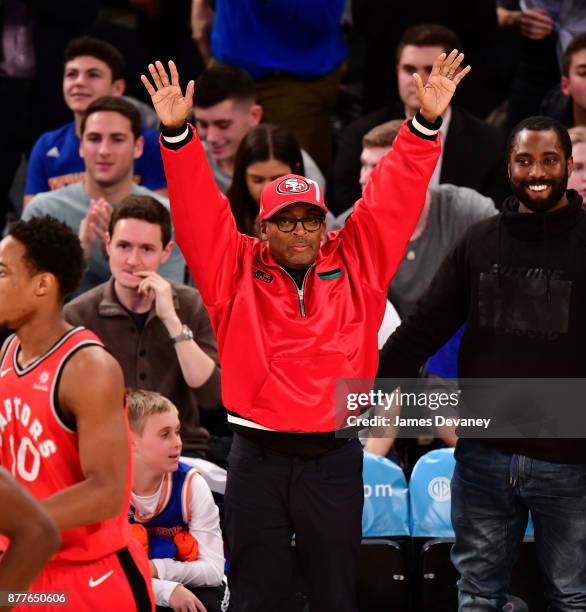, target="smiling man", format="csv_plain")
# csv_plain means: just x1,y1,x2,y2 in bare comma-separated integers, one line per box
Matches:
142,50,470,610
509,122,572,213
193,64,324,194
24,36,165,205
22,97,185,296
378,115,586,610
